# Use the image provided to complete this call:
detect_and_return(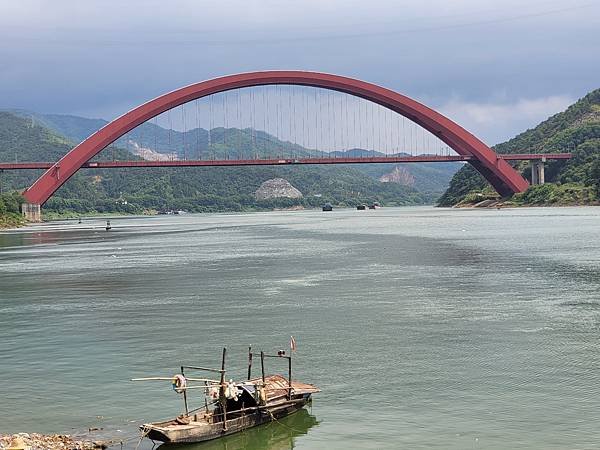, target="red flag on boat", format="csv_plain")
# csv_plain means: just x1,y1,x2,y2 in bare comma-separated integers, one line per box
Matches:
290,336,297,352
